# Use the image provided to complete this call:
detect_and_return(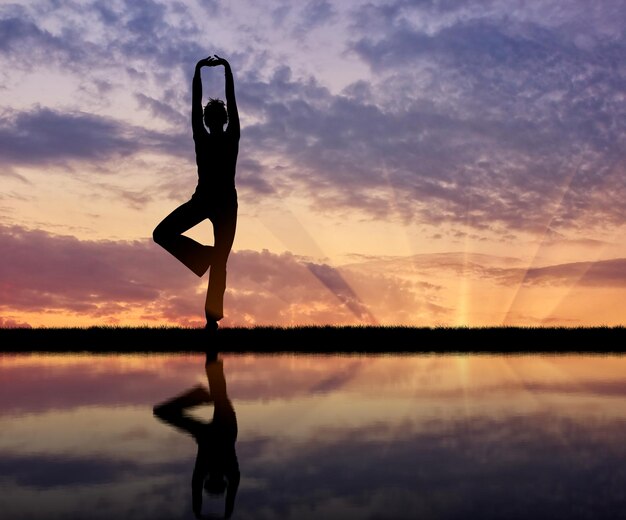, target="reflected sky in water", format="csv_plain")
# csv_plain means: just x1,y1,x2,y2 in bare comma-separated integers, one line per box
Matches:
1,353,625,519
